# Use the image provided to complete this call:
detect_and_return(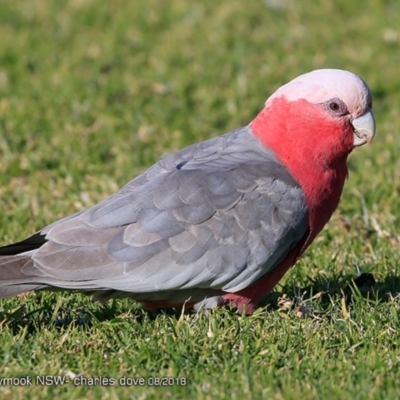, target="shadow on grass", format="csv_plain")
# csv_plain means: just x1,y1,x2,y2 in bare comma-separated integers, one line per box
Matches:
1,272,400,334
259,272,400,311
0,294,183,335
